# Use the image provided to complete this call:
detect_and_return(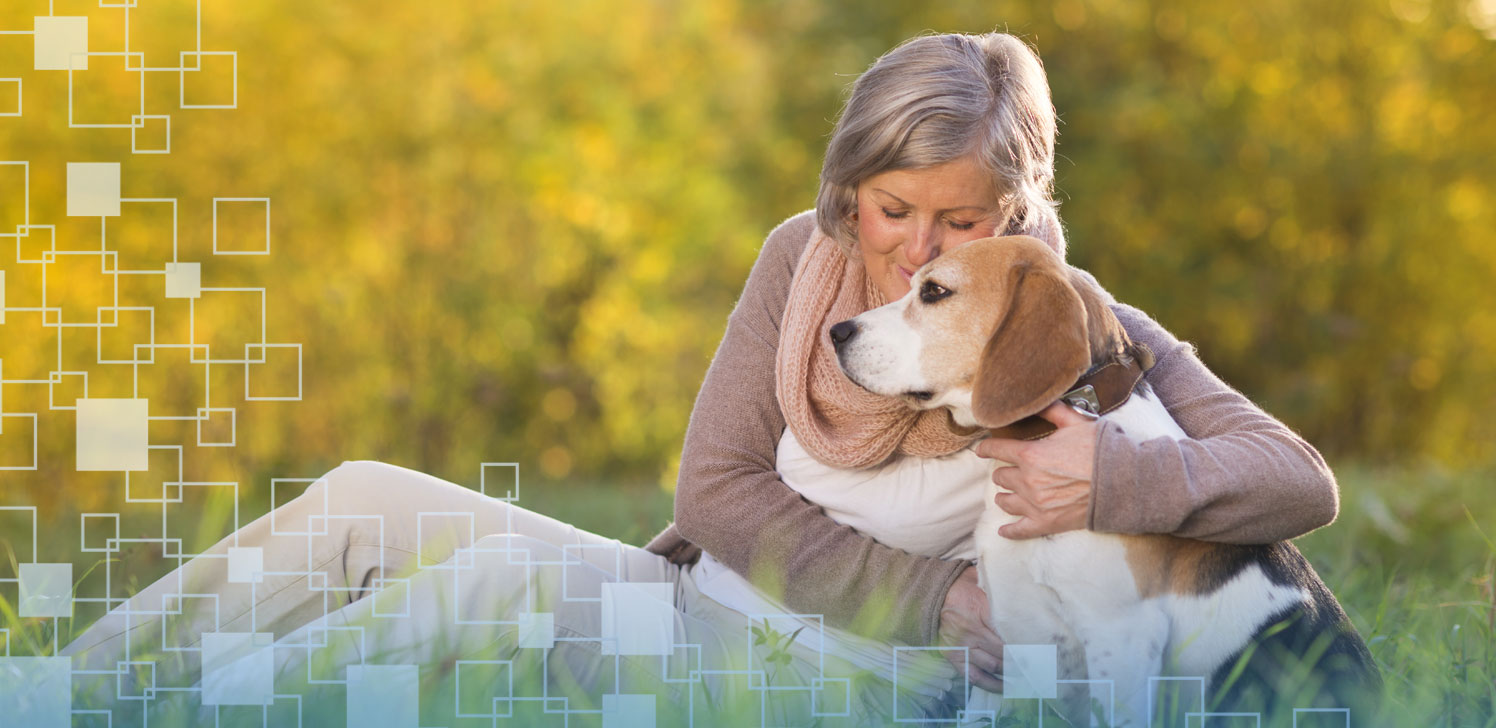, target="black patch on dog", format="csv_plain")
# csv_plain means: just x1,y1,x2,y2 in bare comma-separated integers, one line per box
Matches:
1204,542,1383,721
